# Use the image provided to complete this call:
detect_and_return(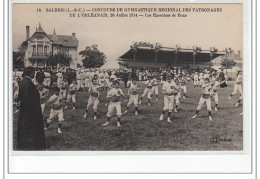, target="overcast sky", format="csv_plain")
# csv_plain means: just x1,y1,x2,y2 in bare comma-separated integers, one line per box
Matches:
12,3,242,61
